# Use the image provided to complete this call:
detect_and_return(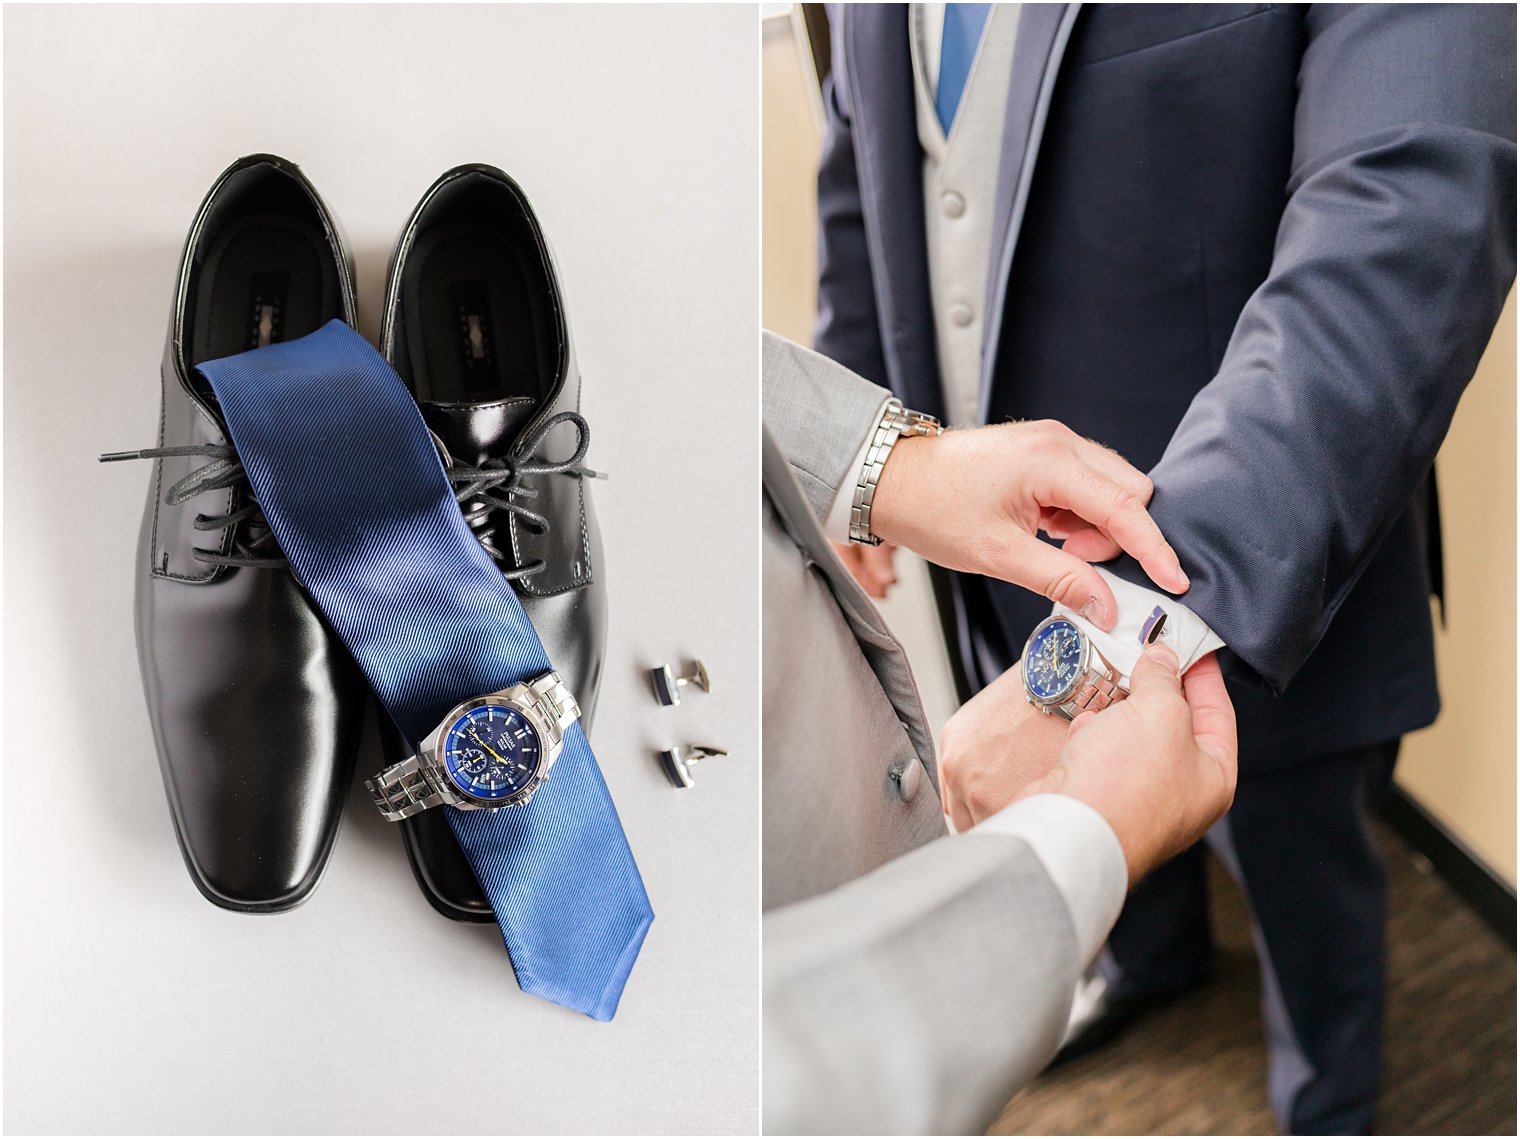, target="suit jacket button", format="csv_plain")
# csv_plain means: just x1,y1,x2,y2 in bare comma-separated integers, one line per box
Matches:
950,301,974,327
941,190,966,218
892,760,922,801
